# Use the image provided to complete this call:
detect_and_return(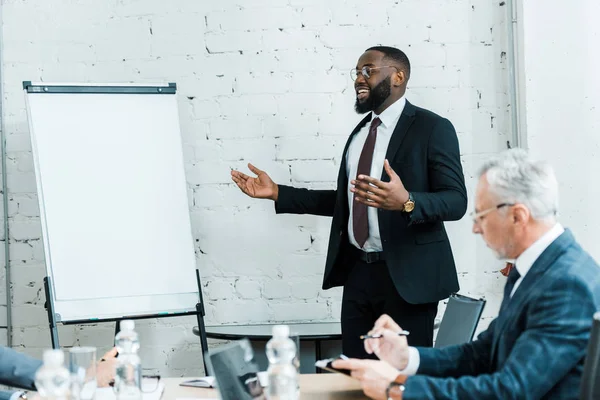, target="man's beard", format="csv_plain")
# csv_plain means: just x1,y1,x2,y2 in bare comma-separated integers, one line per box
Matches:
354,75,392,114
